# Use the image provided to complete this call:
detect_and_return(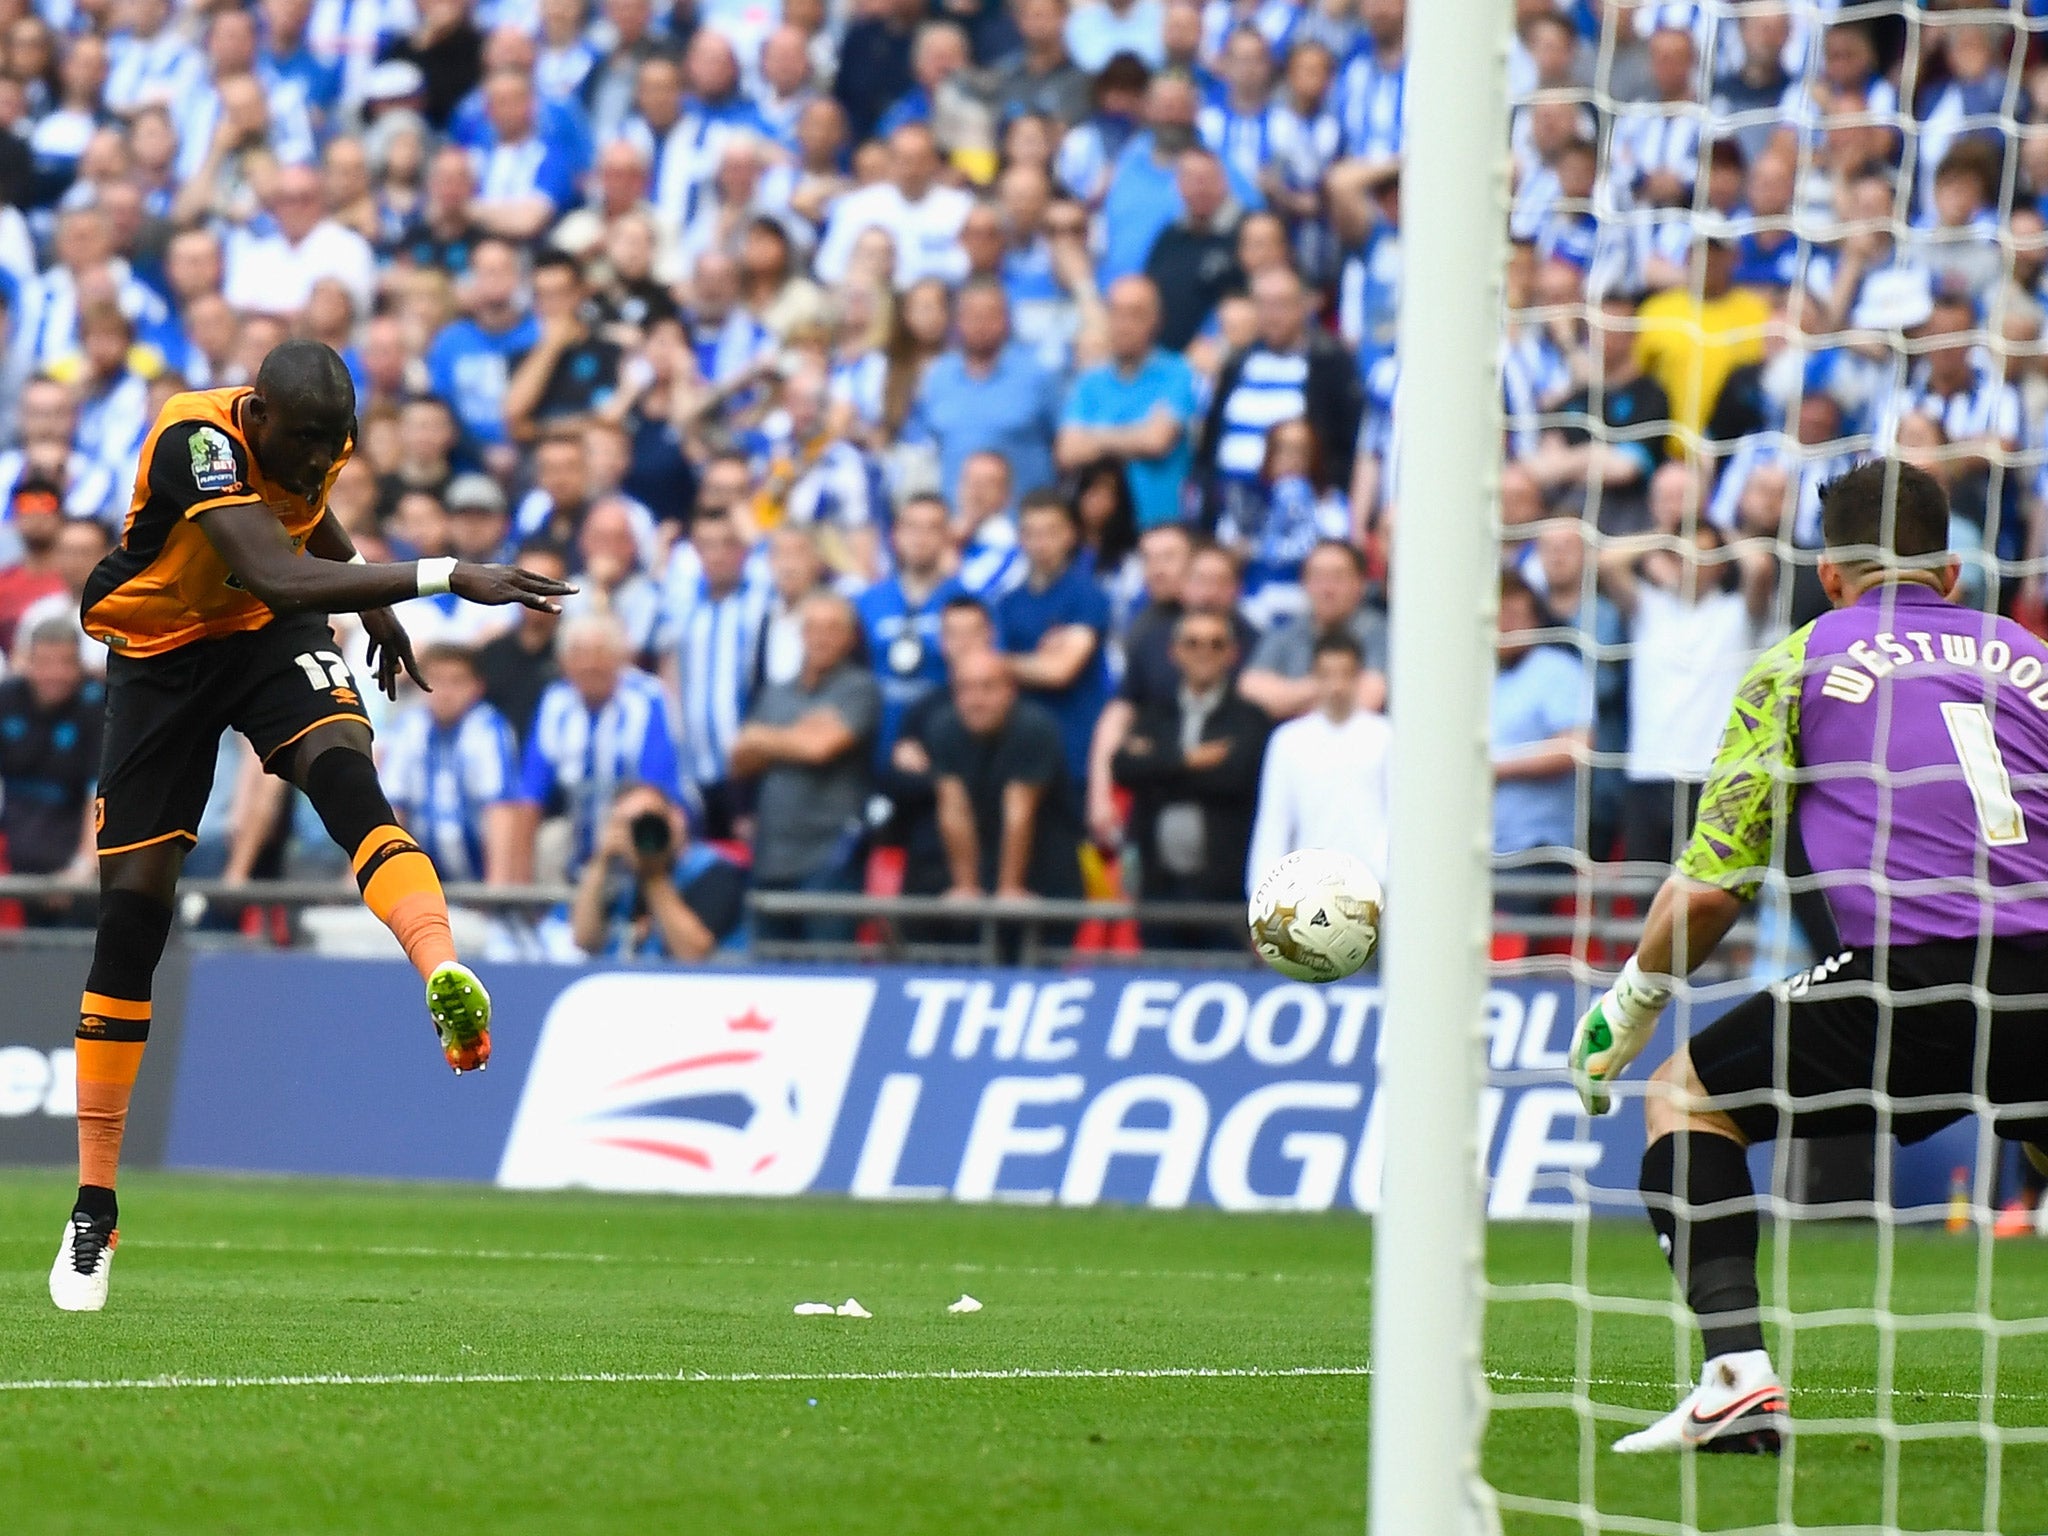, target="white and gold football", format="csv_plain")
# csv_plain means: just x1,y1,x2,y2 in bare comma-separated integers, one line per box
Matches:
1248,849,1383,983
